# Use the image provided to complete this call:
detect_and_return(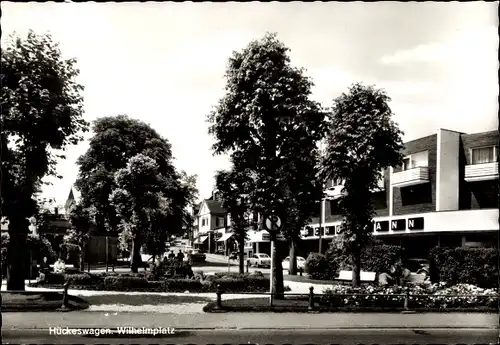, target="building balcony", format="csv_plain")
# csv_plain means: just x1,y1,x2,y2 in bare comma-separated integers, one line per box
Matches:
465,162,498,182
391,167,429,188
